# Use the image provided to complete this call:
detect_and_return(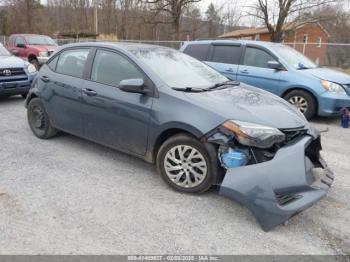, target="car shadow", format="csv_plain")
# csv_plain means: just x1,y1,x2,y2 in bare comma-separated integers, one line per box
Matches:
310,115,340,126
0,95,25,104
